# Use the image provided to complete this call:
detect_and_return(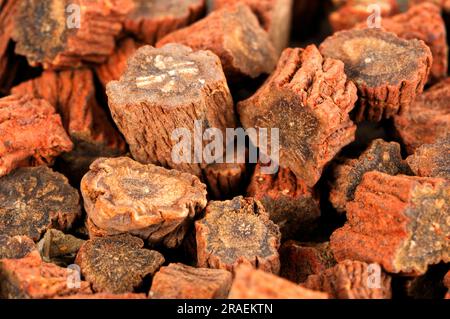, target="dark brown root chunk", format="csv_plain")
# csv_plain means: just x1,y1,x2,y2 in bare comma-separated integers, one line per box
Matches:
320,28,432,122
228,264,328,299
124,0,206,44
303,260,392,299
0,235,36,259
149,263,232,299
280,241,336,284
331,171,450,274
75,235,165,294
106,44,236,178
247,164,321,239
156,3,277,81
0,95,73,177
195,196,281,273
329,139,412,213
0,251,92,299
37,229,85,267
81,157,207,248
204,162,247,199
407,136,450,179
0,166,81,242
238,45,357,187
